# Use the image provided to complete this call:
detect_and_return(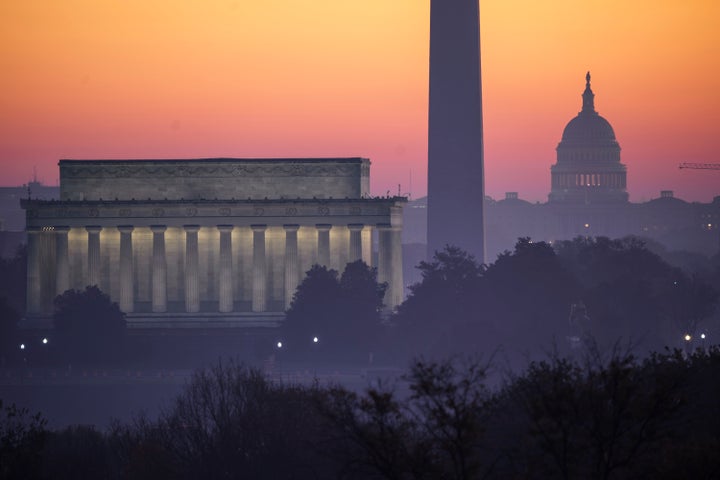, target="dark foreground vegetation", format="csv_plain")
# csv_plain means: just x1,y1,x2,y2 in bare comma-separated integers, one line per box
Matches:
279,236,720,369
393,237,719,363
1,237,719,478
2,347,720,480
